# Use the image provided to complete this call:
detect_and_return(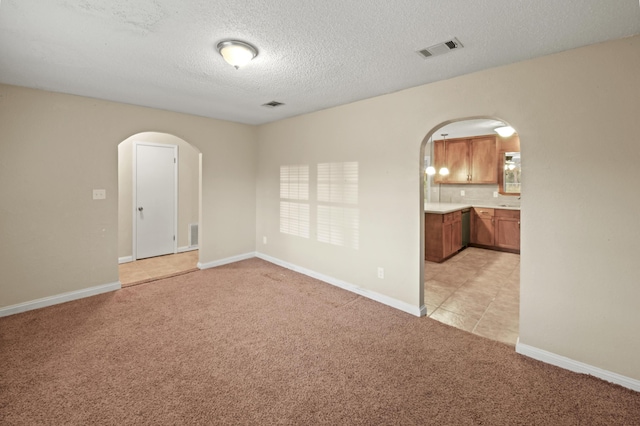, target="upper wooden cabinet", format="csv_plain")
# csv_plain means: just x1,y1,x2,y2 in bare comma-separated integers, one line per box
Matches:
434,135,498,184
